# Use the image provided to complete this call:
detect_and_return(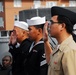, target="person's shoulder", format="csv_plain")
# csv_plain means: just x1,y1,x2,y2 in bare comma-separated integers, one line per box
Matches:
0,64,2,70
27,38,33,43
68,40,76,50
62,41,76,53
23,38,33,43
34,43,44,52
